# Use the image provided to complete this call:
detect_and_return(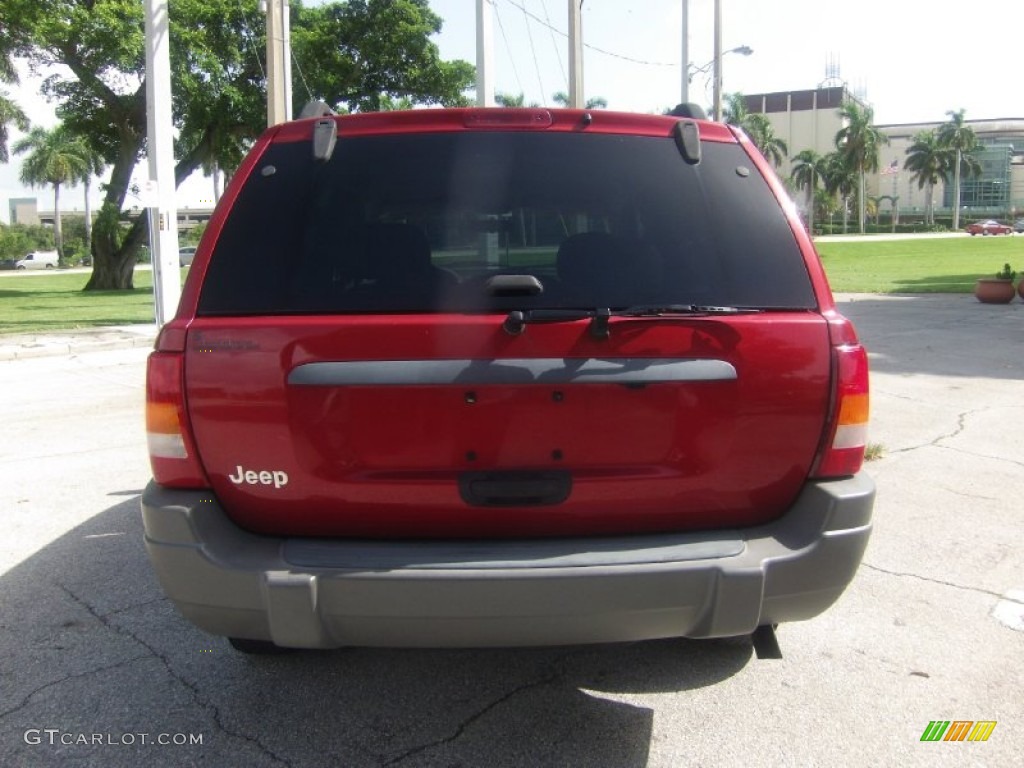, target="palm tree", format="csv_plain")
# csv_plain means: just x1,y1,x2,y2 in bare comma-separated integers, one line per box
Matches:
552,92,608,110
70,139,106,255
790,149,828,235
721,93,750,126
835,100,888,234
0,90,28,163
495,92,536,108
14,125,91,261
903,130,950,226
937,109,977,230
744,113,788,167
722,94,787,167
824,151,858,234
0,50,29,163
